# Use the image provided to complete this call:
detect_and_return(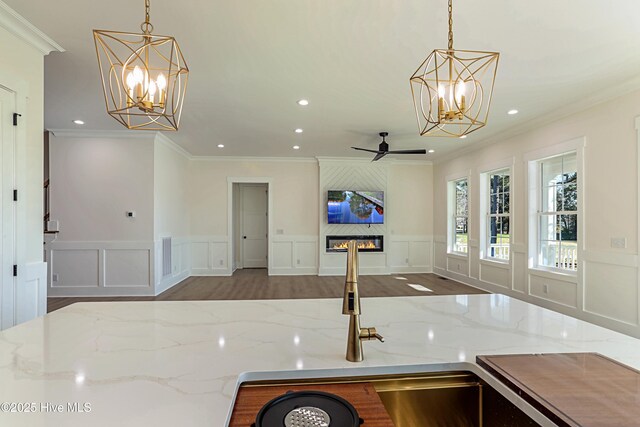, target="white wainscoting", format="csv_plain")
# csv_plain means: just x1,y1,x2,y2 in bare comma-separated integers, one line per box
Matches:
155,237,191,294
46,241,155,297
388,235,433,274
190,235,231,276
270,235,318,275
433,244,640,338
582,251,639,329
479,260,511,289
